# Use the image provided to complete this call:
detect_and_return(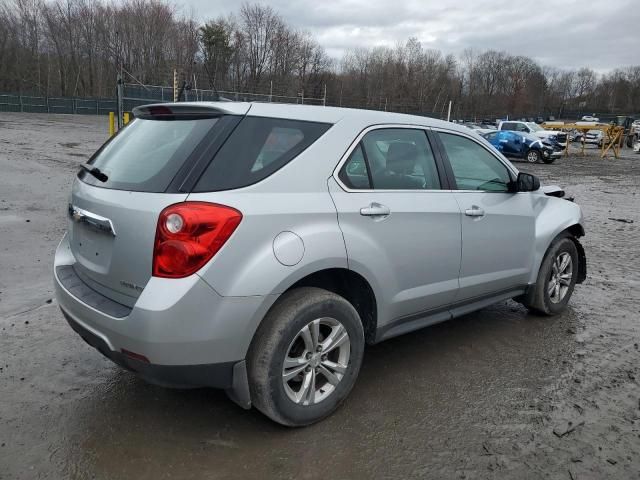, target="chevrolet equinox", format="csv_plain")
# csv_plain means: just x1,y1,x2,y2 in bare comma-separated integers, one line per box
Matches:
54,102,587,426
